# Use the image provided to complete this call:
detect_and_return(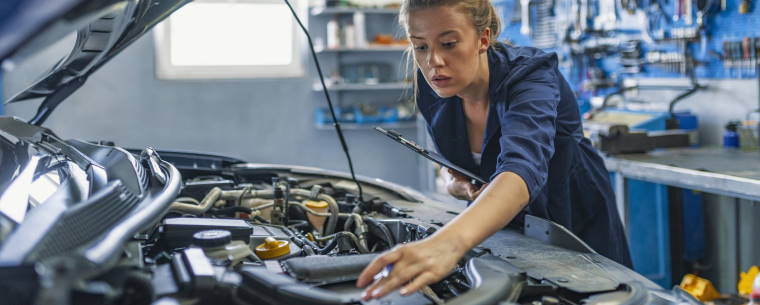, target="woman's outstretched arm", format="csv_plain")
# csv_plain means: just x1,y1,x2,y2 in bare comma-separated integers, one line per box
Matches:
356,171,529,300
